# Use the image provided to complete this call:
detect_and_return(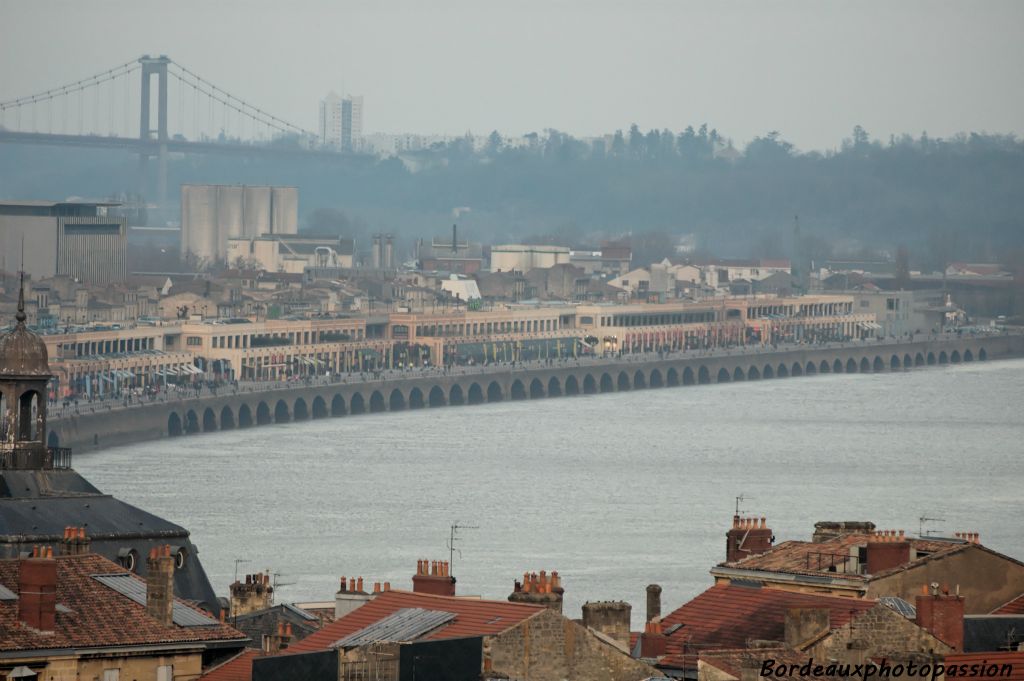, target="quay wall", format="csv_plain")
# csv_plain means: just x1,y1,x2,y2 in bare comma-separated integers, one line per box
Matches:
52,335,1024,453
